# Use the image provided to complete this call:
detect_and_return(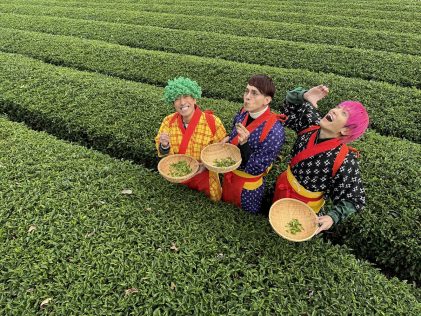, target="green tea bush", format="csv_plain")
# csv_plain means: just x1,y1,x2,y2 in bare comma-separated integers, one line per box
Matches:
0,117,419,315
0,14,419,88
0,28,419,141
0,52,419,283
137,0,421,21
0,4,419,56
5,0,420,34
